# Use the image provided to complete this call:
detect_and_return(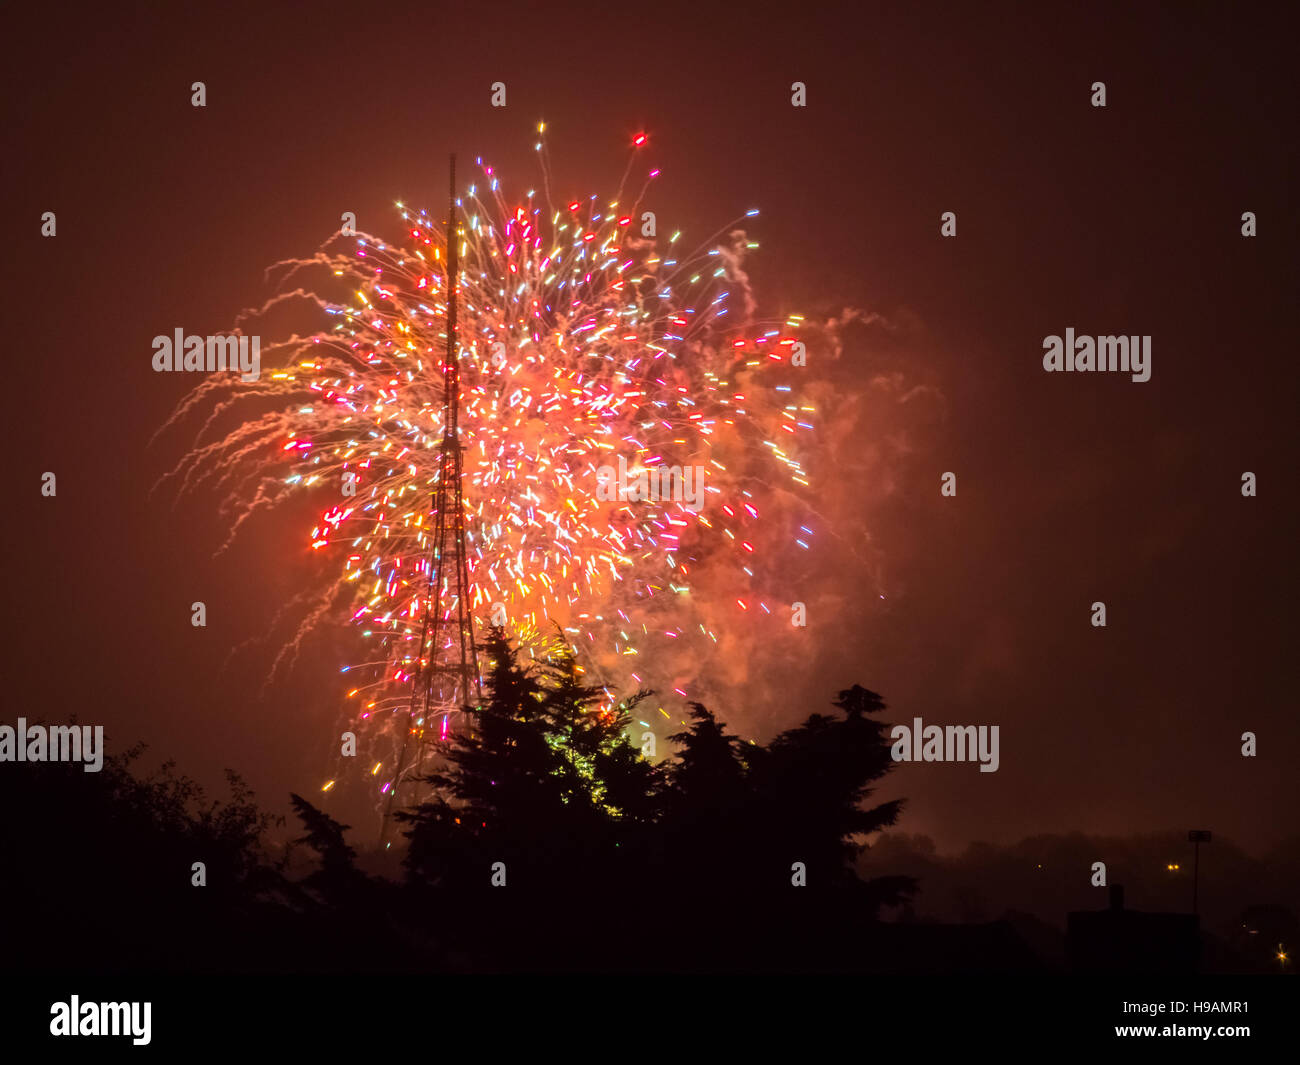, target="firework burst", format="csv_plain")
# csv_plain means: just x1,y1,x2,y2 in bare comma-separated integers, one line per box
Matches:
159,128,823,799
